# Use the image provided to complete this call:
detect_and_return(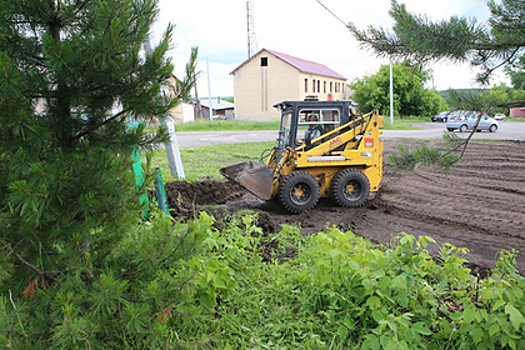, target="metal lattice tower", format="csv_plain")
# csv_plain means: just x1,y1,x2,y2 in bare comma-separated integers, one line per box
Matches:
246,0,258,58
